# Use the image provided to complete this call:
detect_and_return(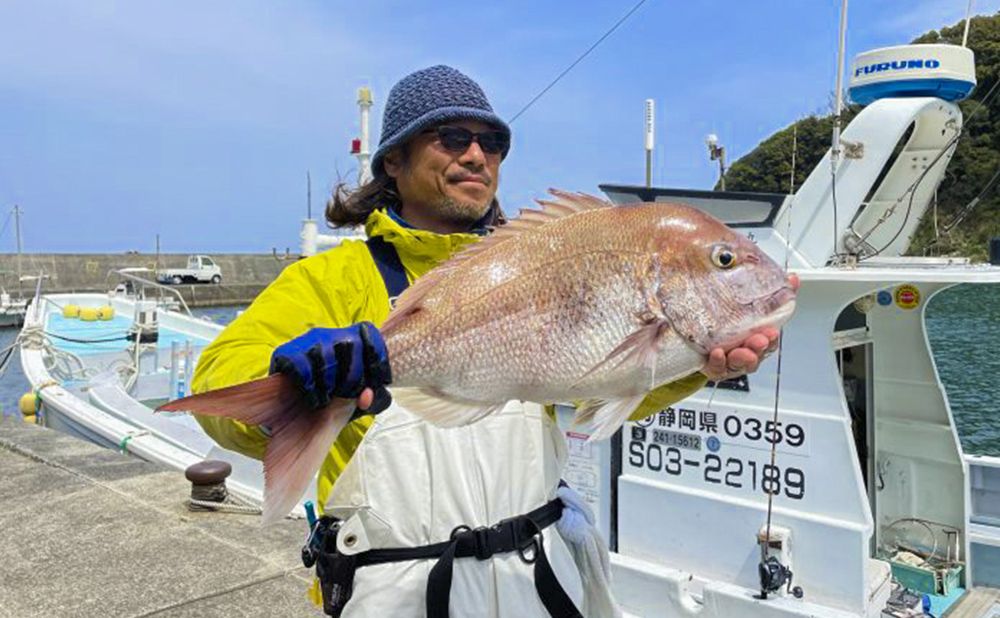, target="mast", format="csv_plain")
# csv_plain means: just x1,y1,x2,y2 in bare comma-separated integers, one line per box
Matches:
831,0,849,169
14,204,22,296
830,0,849,258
